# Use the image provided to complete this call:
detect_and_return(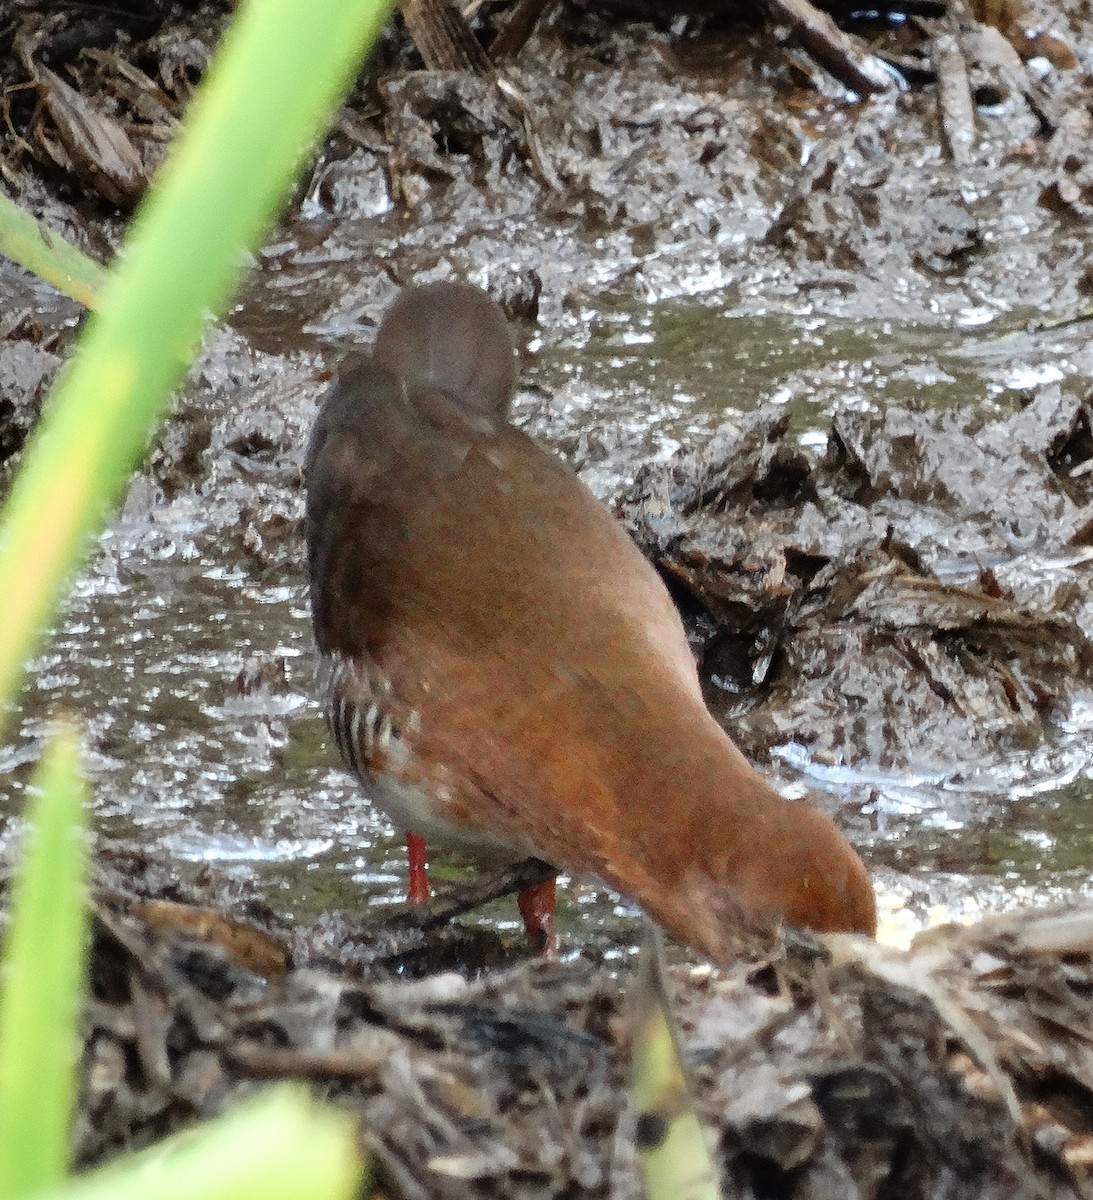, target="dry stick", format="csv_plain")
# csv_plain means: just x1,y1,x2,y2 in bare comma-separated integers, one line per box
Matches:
16,34,146,208
495,74,564,192
381,857,557,933
398,0,493,73
35,64,146,207
489,0,559,63
393,0,565,192
762,0,895,94
228,1041,389,1082
934,33,976,164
